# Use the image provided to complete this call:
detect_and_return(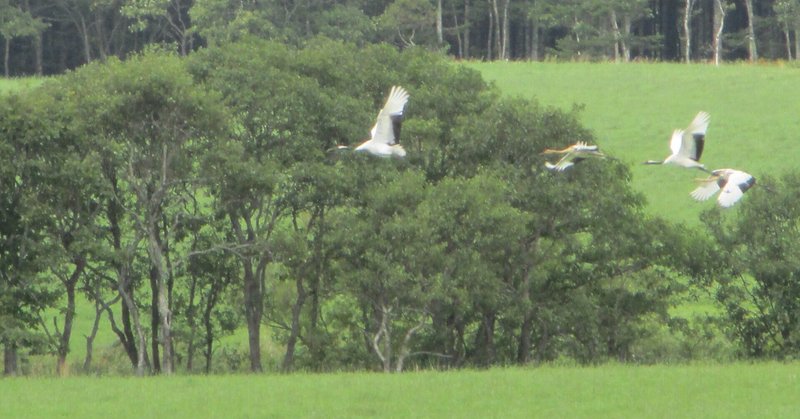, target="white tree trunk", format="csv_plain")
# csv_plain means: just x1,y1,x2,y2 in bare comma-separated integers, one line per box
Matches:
713,0,726,66
743,0,758,62
464,0,470,58
795,23,800,60
501,0,510,60
683,0,695,63
610,9,622,62
436,0,443,45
